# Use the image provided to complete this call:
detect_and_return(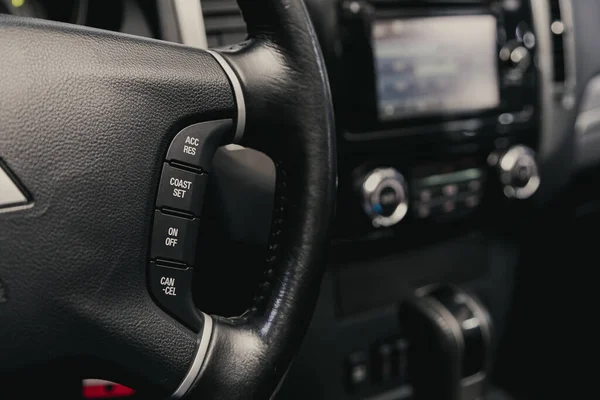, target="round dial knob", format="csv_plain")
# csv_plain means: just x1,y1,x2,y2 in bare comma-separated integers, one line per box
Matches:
490,145,540,199
360,168,408,227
